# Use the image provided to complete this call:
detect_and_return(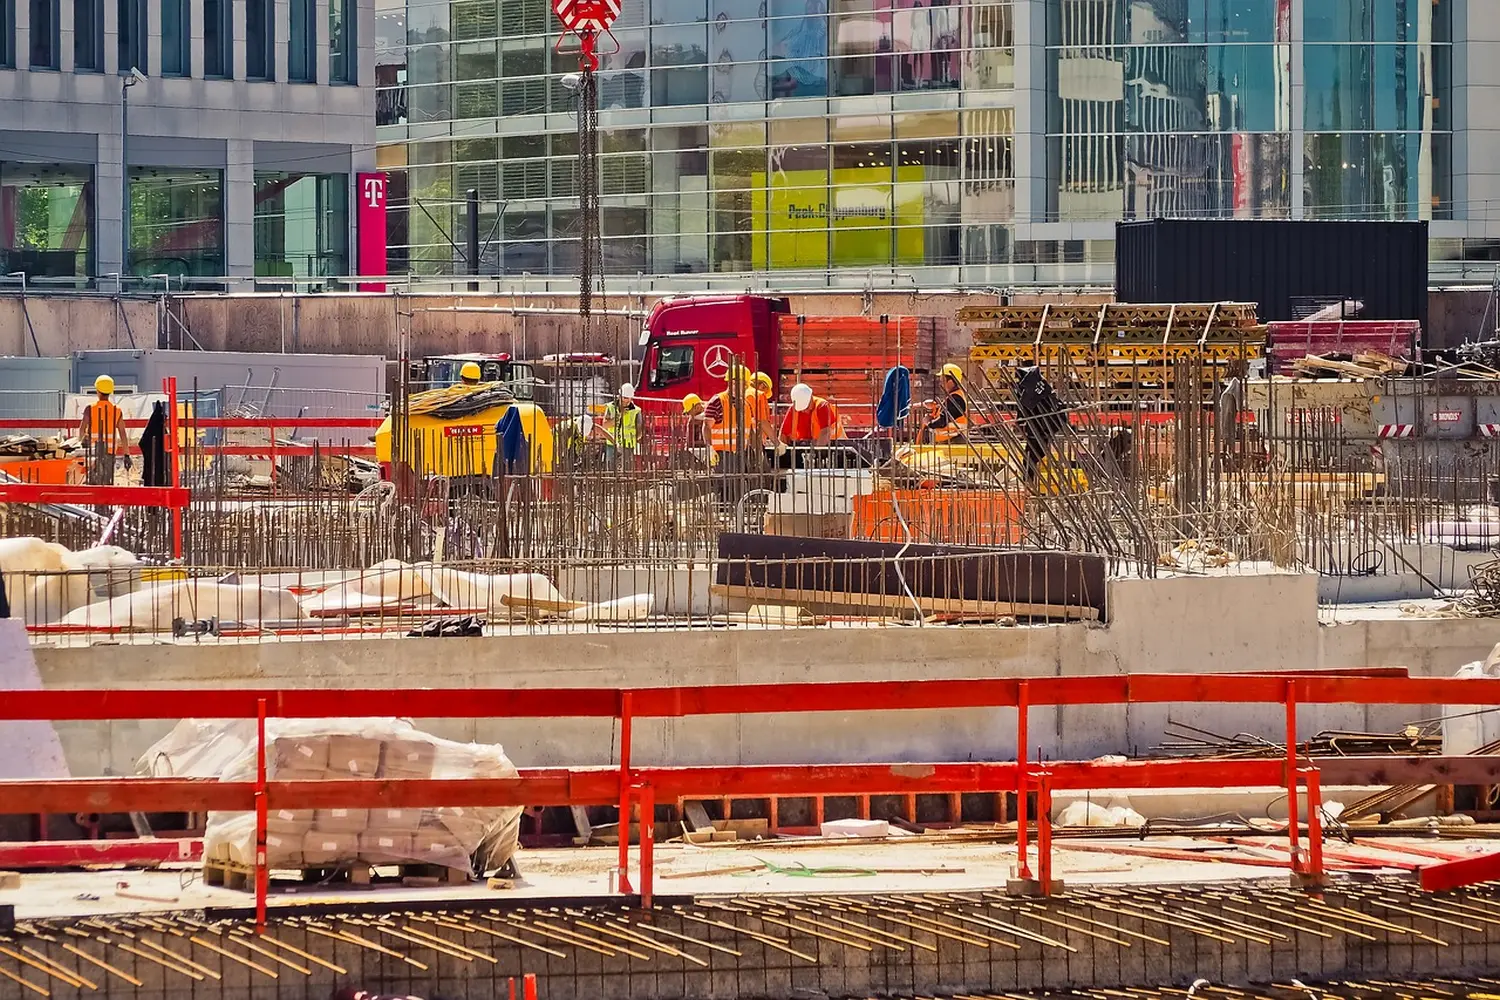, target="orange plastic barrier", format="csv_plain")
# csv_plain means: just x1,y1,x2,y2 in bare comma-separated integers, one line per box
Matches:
851,488,1026,545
